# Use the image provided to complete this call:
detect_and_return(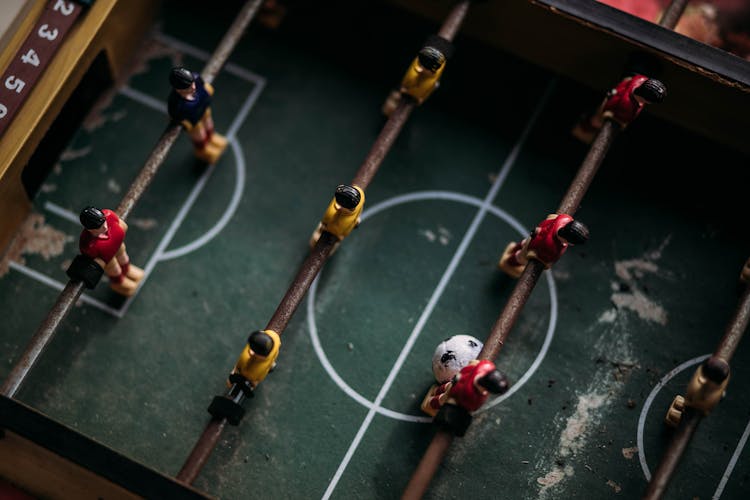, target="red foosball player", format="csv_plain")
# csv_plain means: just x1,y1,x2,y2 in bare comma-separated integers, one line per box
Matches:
499,214,589,278
572,75,667,143
425,360,509,437
78,207,144,296
168,66,228,164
